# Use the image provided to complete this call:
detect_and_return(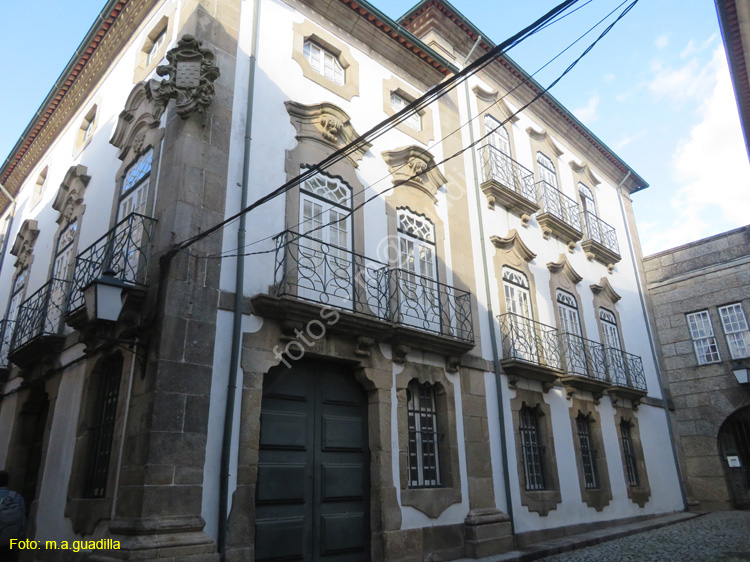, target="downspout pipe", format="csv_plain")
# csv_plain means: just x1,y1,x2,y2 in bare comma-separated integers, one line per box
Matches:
0,184,17,281
218,0,260,558
462,38,514,525
615,173,688,510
